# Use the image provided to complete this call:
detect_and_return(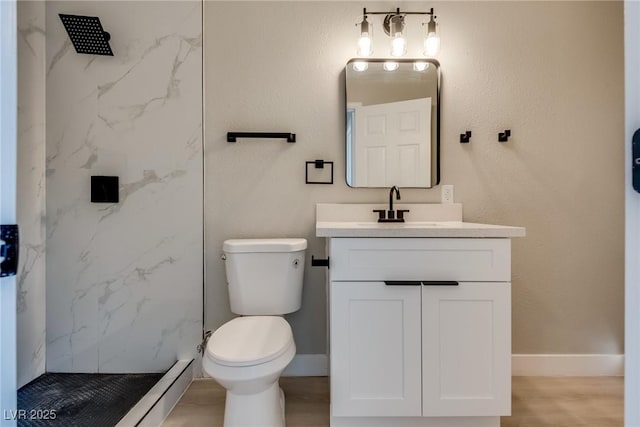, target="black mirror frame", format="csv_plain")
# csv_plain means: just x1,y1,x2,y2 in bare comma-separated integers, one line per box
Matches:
344,58,441,188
